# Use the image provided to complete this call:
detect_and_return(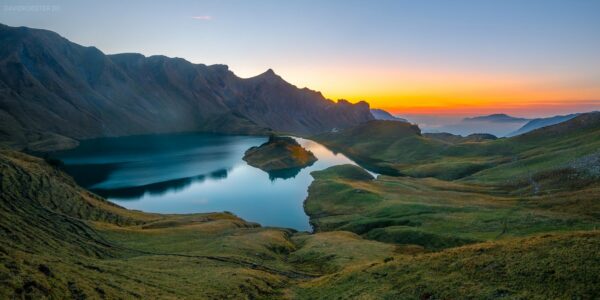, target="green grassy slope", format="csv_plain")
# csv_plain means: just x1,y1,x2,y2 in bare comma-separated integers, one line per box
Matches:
305,164,600,250
0,150,395,299
294,231,600,299
296,113,600,298
424,132,497,144
0,150,295,298
3,108,600,299
311,113,600,246
315,112,600,184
